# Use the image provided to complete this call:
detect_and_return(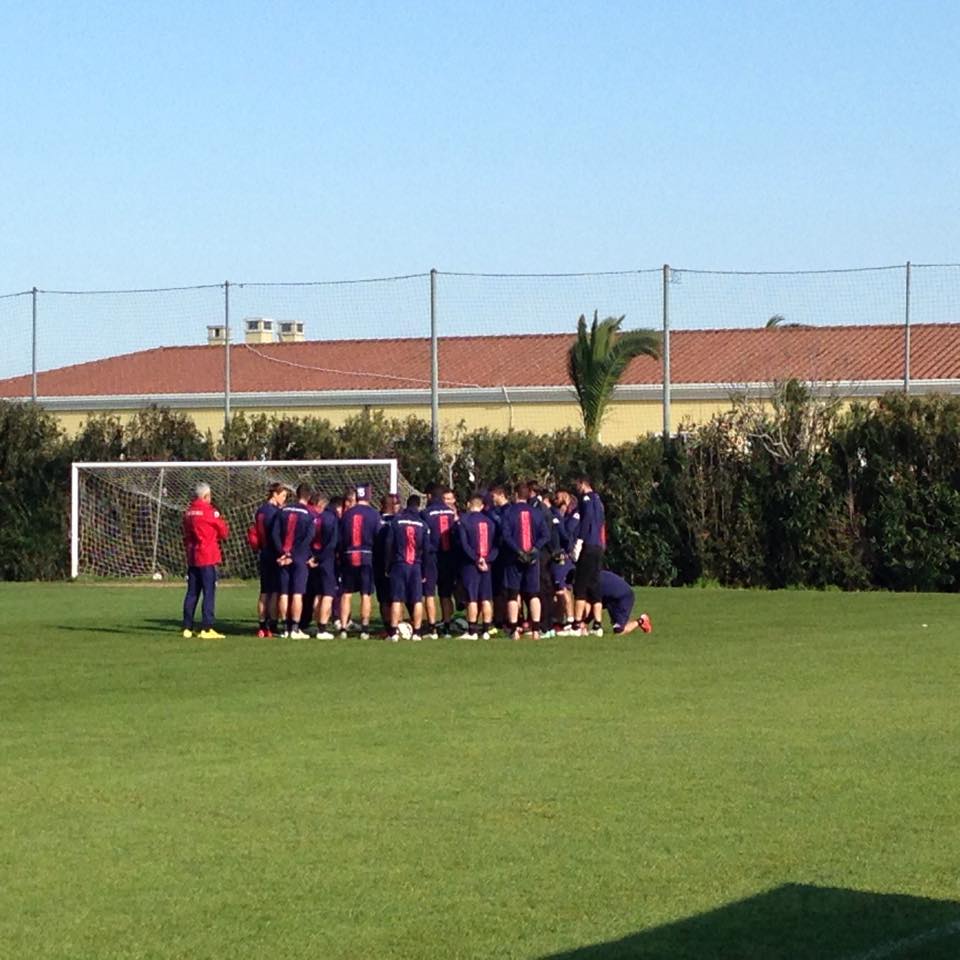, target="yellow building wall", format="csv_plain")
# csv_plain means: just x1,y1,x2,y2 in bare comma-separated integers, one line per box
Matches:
53,396,747,446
